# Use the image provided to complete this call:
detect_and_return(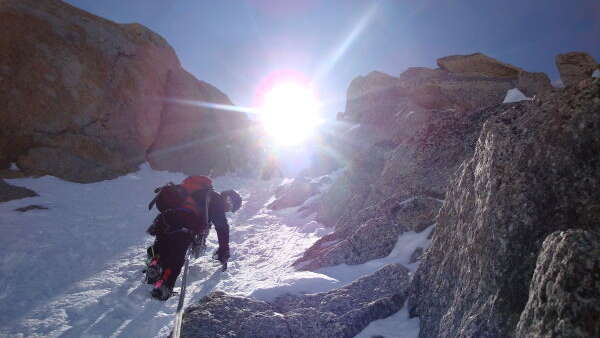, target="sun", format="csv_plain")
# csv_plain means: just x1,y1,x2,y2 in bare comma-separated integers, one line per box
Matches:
257,80,322,146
